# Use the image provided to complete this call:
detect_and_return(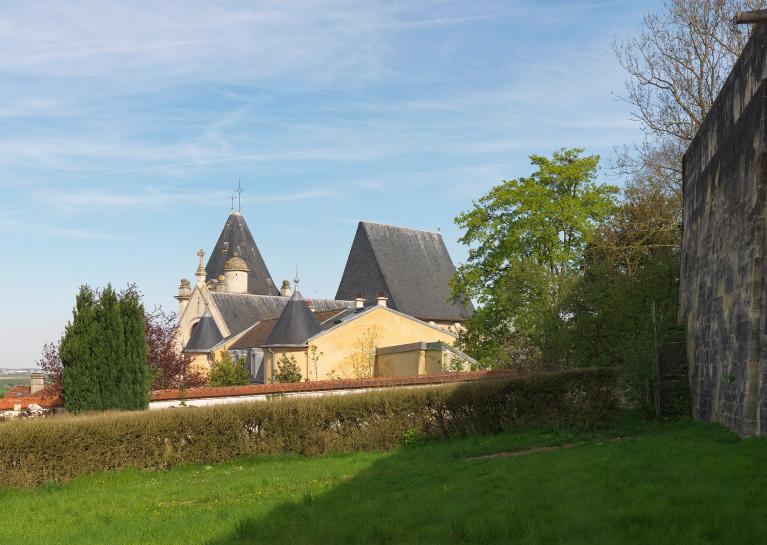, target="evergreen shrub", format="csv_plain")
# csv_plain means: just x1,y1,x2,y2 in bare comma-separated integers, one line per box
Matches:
209,352,250,387
0,369,617,488
274,354,302,383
